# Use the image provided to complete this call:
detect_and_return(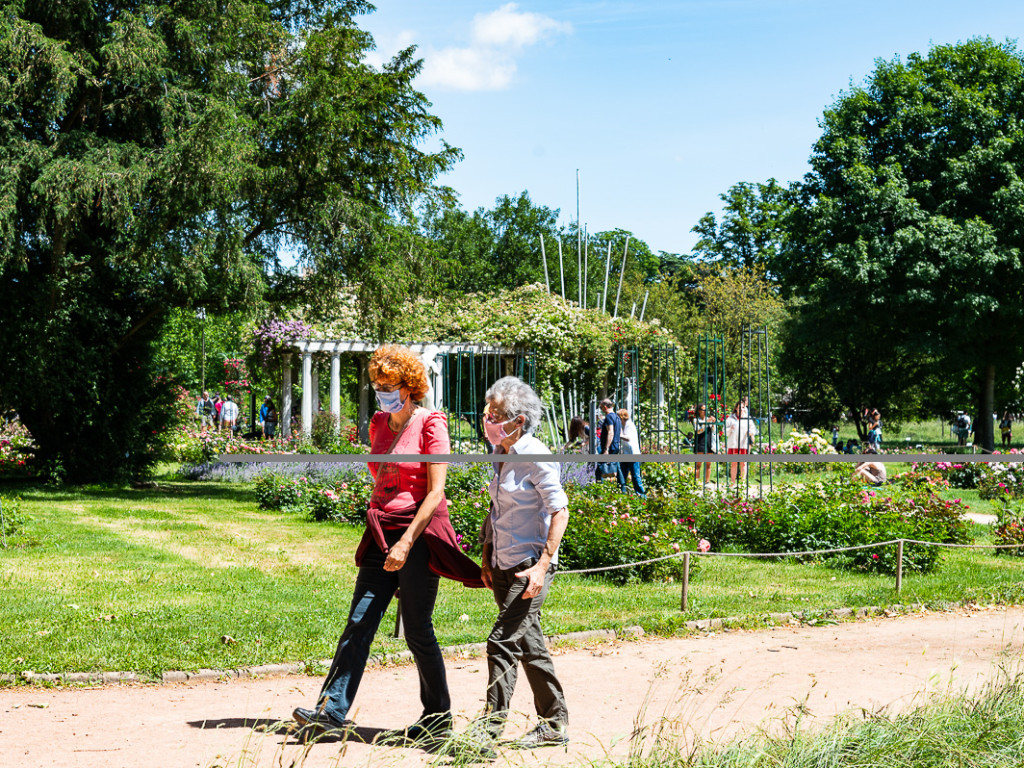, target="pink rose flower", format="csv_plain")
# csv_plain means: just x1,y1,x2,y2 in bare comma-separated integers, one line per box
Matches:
698,539,711,553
